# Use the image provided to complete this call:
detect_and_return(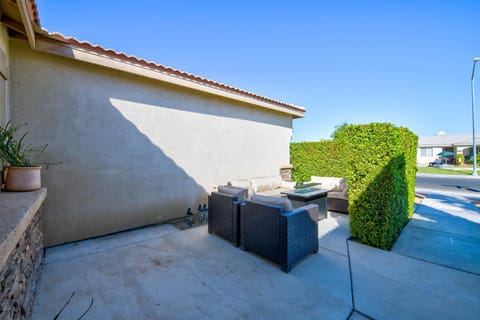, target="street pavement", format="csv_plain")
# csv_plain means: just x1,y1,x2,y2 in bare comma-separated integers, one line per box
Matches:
416,173,480,199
